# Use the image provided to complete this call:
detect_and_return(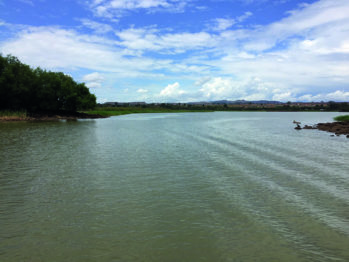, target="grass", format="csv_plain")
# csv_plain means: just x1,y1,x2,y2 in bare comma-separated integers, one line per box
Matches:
334,115,349,122
0,110,28,120
85,107,213,117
